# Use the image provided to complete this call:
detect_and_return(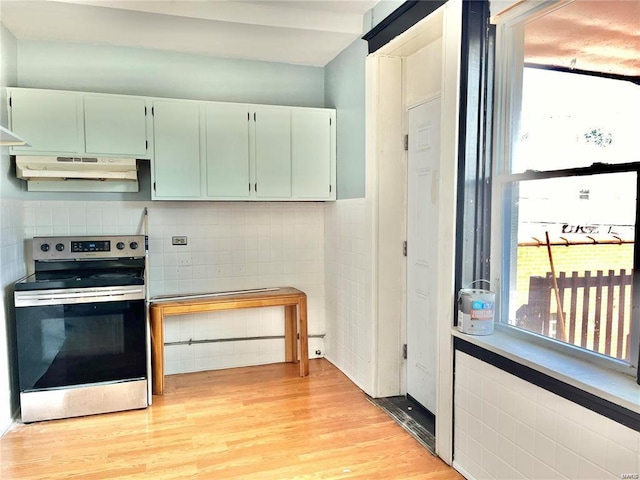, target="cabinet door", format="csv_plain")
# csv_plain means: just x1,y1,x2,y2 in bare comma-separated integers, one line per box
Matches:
254,106,291,199
9,89,81,154
152,100,201,199
291,109,333,199
205,103,250,198
84,95,148,156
